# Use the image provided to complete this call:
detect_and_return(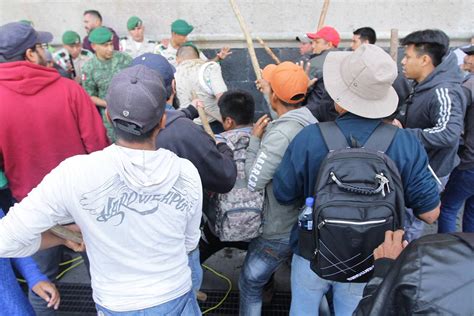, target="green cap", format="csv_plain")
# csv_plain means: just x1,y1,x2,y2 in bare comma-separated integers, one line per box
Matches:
89,27,113,44
171,19,193,36
127,16,142,30
62,30,81,45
